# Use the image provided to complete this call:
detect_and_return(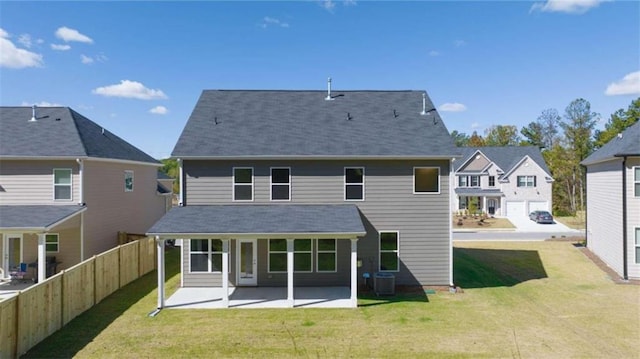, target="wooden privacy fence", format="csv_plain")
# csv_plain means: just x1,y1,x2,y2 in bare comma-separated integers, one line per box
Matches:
0,237,157,359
